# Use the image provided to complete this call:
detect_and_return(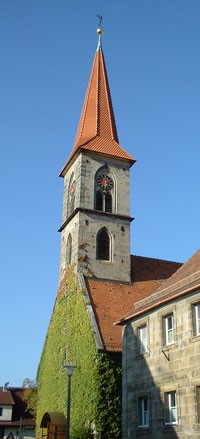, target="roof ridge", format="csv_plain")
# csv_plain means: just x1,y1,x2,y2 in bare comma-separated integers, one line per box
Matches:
131,254,182,264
